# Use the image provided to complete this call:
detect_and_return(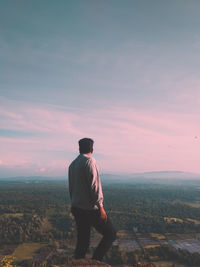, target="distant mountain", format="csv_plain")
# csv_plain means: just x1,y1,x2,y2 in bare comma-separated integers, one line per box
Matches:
0,171,199,183
0,176,66,182
101,171,200,183
130,170,200,179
